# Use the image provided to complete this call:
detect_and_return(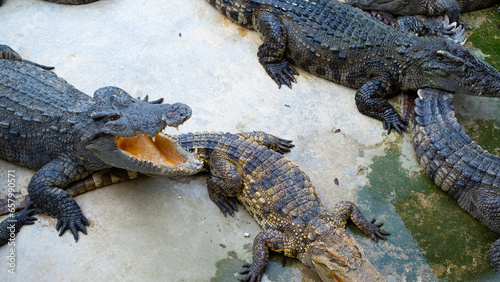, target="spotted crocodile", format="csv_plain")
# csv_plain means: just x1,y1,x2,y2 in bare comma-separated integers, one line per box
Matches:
205,0,500,135
0,50,203,242
175,131,389,281
411,88,500,273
